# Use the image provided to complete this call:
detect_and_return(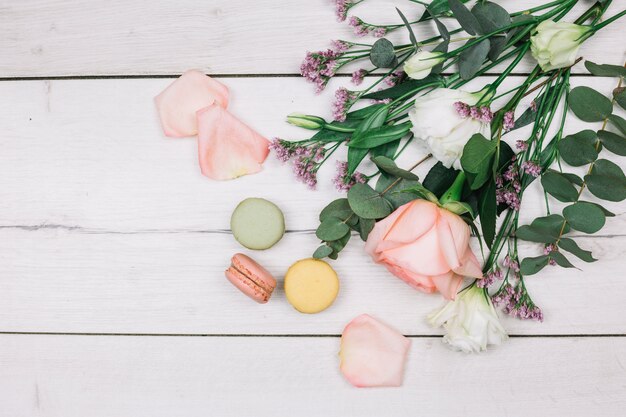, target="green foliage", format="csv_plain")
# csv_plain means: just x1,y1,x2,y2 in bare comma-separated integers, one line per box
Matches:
371,156,419,180
541,170,579,202
459,39,491,80
460,134,497,189
313,245,334,259
520,255,549,276
585,61,626,77
558,238,596,263
557,130,598,166
585,159,626,202
608,114,626,135
472,1,510,33
597,130,626,156
348,123,411,149
348,106,389,175
569,86,613,122
516,215,568,243
348,183,393,219
448,0,483,35
478,179,497,247
370,38,397,68
614,88,626,110
423,162,458,197
375,175,421,209
362,75,443,100
563,202,606,234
